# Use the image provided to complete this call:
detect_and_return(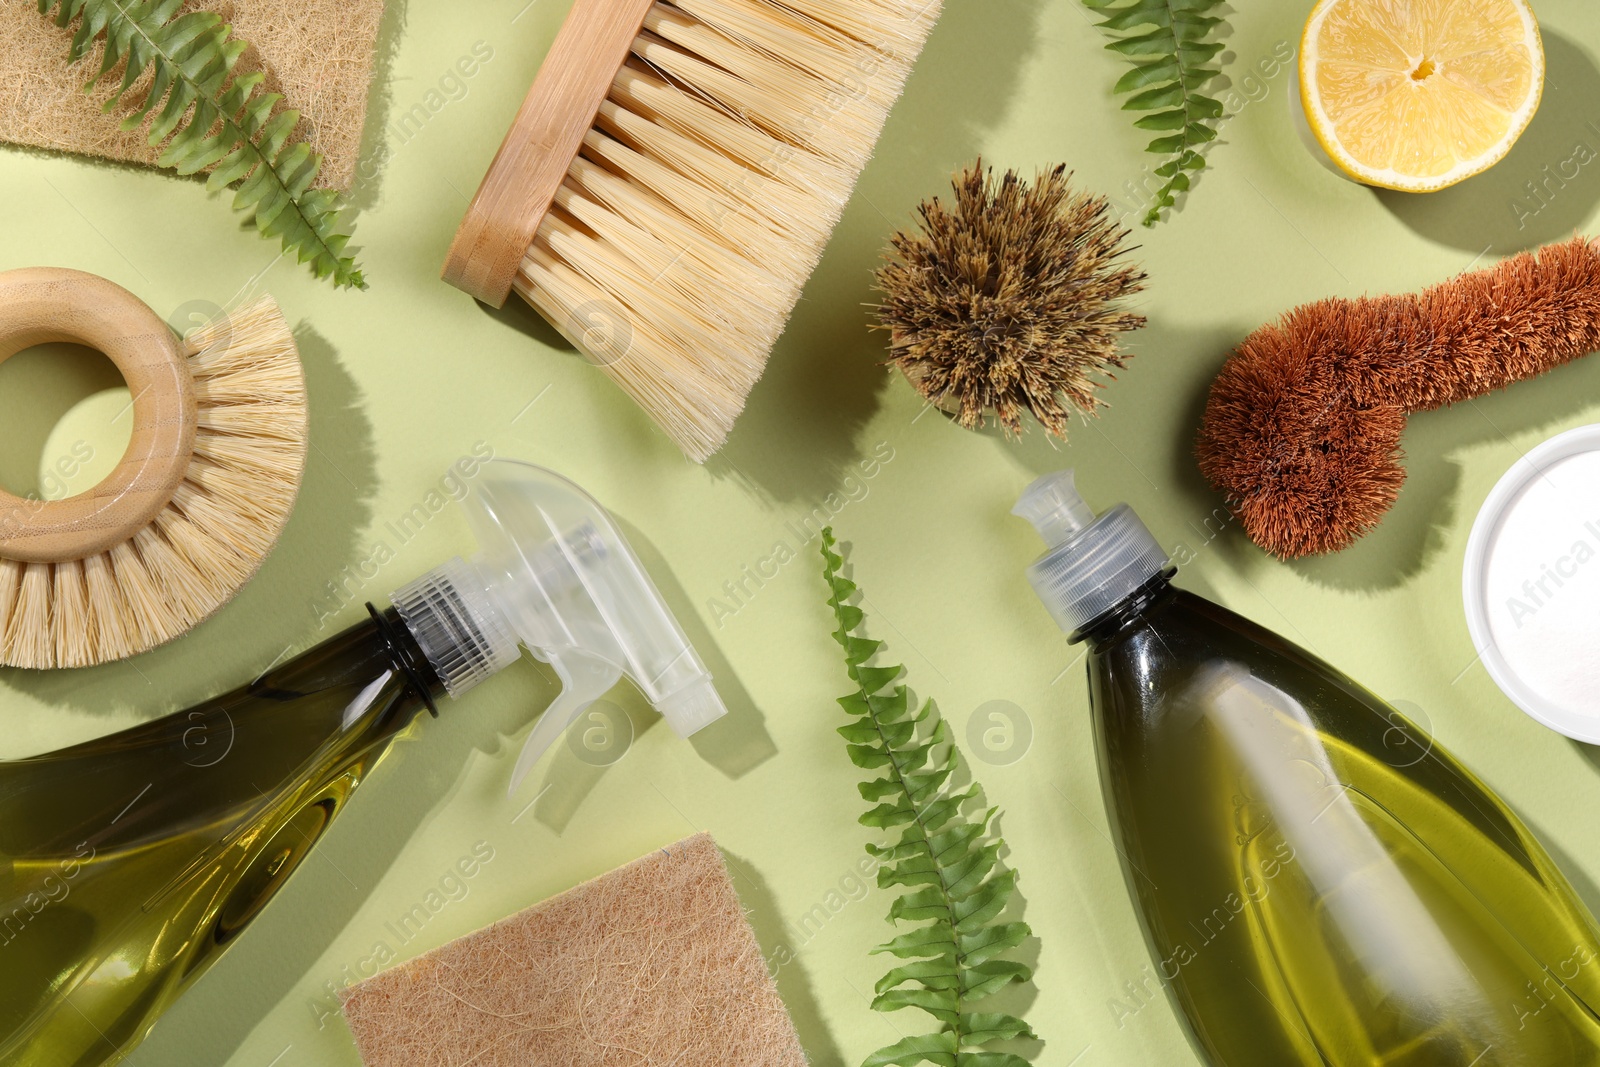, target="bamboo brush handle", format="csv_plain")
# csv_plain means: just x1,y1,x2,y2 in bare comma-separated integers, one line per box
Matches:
0,267,196,564
442,0,657,307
